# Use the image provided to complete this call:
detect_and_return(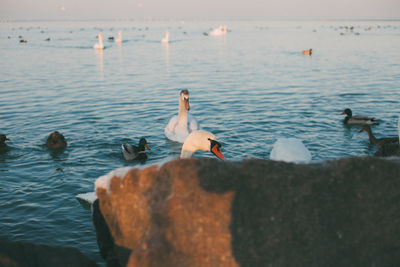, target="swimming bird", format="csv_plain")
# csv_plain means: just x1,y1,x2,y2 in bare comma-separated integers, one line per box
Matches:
0,134,10,153
115,31,122,43
161,31,169,43
358,125,399,146
165,89,200,143
341,108,378,125
210,25,227,36
180,130,224,160
94,33,104,50
270,138,312,164
121,138,150,160
46,131,67,150
302,49,312,55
